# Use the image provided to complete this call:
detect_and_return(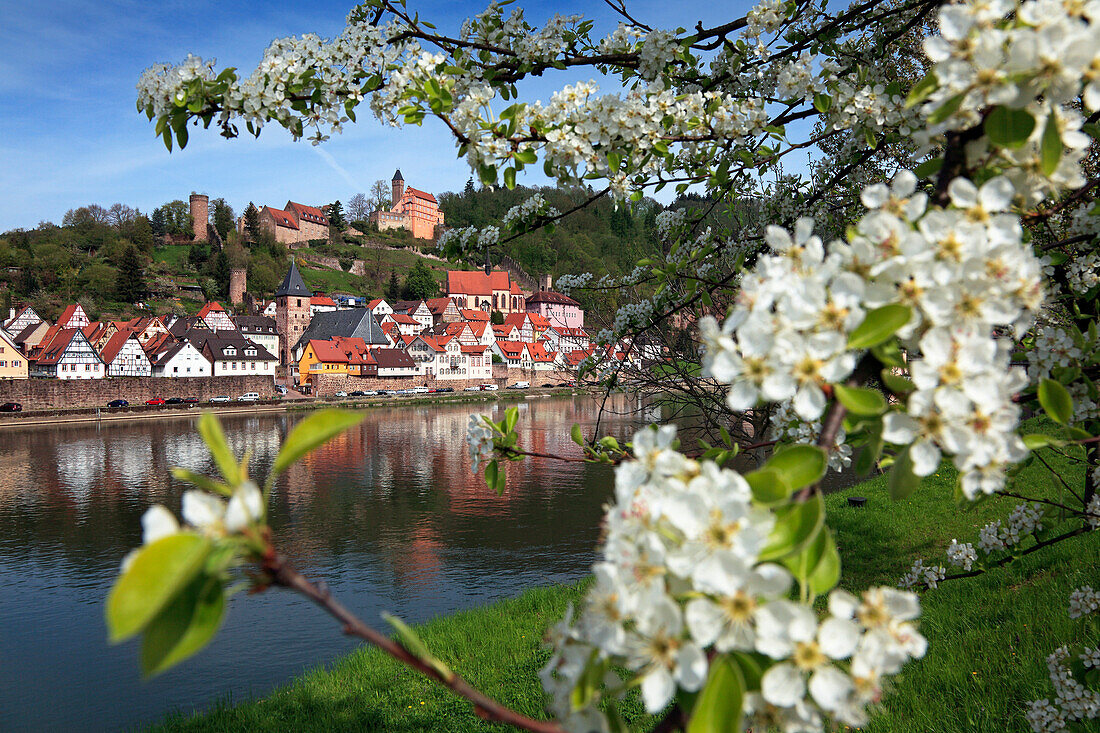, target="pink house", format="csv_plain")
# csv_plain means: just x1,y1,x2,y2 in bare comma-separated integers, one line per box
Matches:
526,290,584,329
